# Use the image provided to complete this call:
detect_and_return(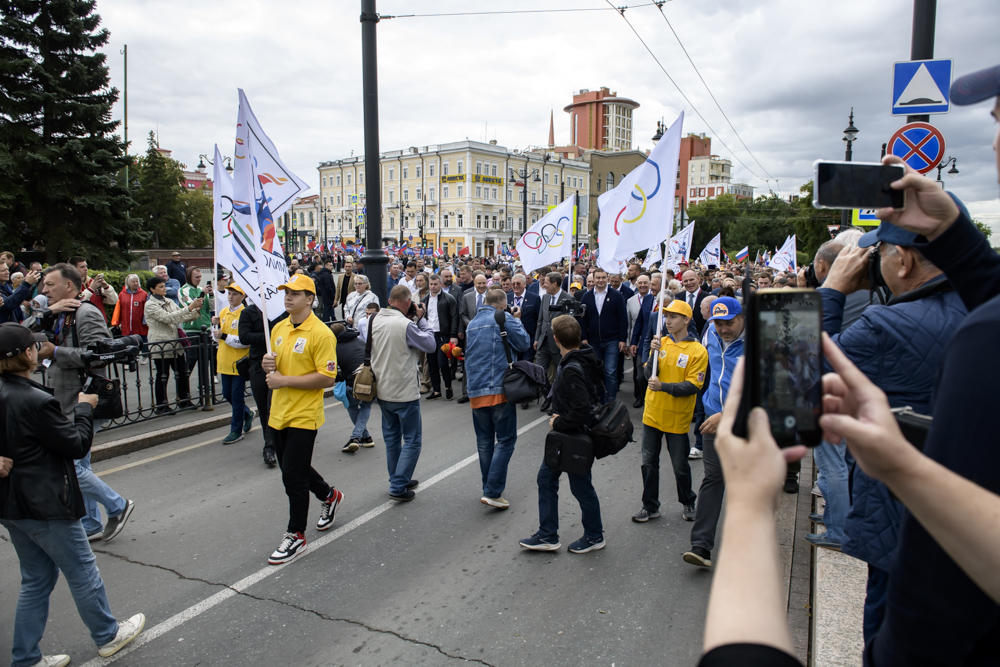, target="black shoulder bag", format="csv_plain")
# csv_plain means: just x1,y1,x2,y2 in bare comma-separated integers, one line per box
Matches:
72,305,124,419
494,308,547,404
